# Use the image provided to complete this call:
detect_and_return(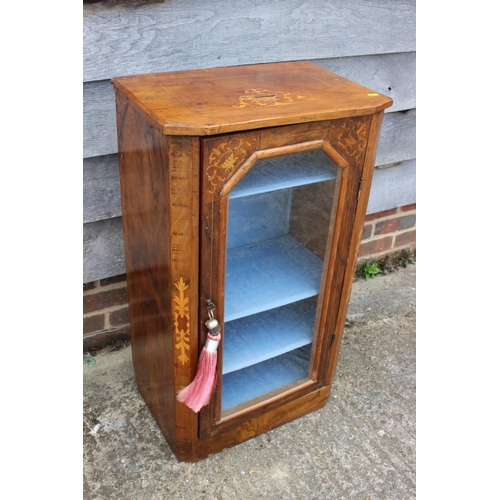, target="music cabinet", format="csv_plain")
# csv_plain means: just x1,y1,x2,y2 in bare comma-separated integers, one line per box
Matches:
112,61,392,462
